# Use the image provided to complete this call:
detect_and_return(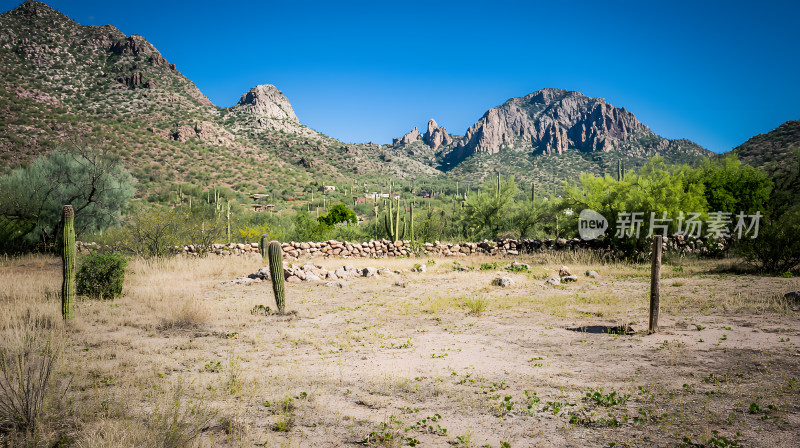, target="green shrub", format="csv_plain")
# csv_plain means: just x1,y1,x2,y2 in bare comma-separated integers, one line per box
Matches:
76,252,127,300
